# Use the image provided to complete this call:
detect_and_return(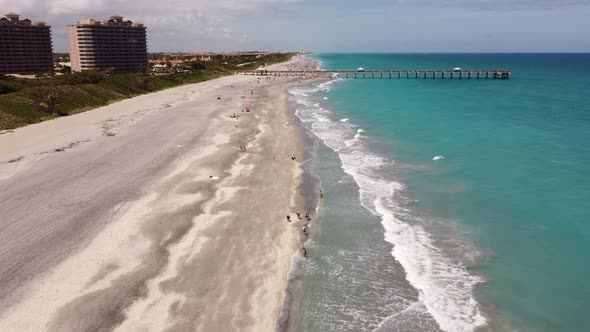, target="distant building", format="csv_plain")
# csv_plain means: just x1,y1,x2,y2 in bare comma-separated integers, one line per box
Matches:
0,12,53,74
68,15,147,73
151,63,167,73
